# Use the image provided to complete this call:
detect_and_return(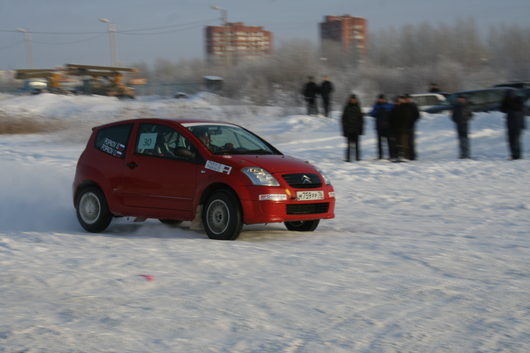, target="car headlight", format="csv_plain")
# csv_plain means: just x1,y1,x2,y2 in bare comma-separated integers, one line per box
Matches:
315,167,332,185
241,167,280,186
